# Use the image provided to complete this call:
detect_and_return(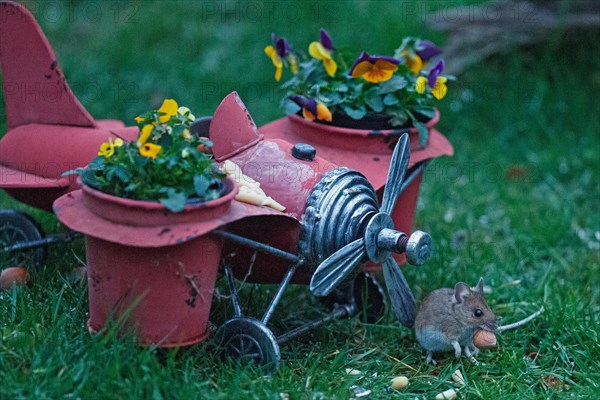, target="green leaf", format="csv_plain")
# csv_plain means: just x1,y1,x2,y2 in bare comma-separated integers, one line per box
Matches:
331,81,349,93
193,175,210,197
342,105,367,120
88,156,105,170
388,109,409,126
114,166,131,183
415,122,428,147
171,125,186,137
364,92,384,112
383,93,400,106
282,99,301,115
326,92,343,104
160,190,187,212
413,106,436,119
376,76,407,94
